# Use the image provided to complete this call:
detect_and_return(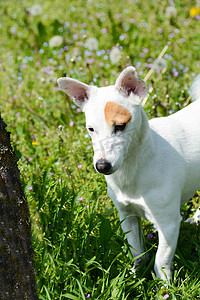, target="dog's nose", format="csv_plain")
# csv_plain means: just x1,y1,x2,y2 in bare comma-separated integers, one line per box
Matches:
96,159,112,174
